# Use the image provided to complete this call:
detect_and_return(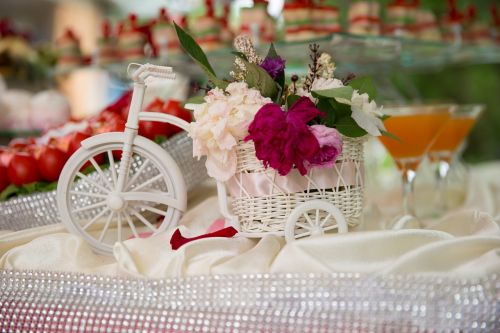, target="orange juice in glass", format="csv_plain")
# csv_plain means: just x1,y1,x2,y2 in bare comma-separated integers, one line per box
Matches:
428,104,484,212
378,105,453,217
